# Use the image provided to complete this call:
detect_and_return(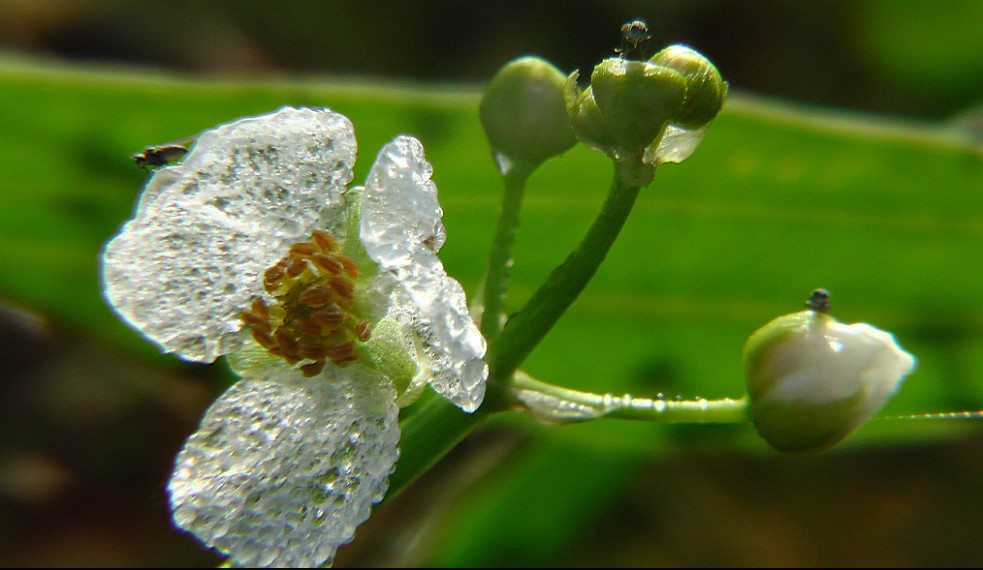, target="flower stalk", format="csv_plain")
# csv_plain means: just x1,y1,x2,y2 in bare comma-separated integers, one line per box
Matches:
480,159,537,341
509,373,748,424
489,162,646,382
